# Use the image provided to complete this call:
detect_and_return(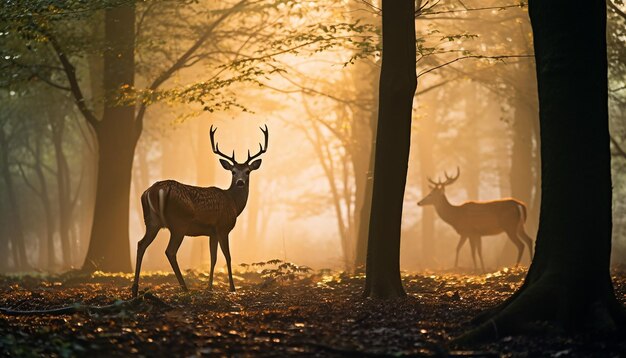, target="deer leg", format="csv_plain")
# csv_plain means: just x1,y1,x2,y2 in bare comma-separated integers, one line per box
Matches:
469,237,477,271
218,235,236,292
165,233,188,292
518,227,534,261
132,226,159,297
208,235,218,291
506,231,525,267
454,236,468,268
469,236,480,271
475,236,486,273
